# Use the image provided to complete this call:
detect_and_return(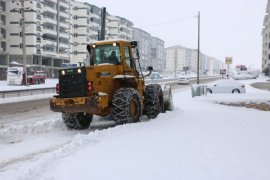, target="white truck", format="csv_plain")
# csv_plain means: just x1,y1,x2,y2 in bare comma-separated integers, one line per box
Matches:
7,67,46,85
